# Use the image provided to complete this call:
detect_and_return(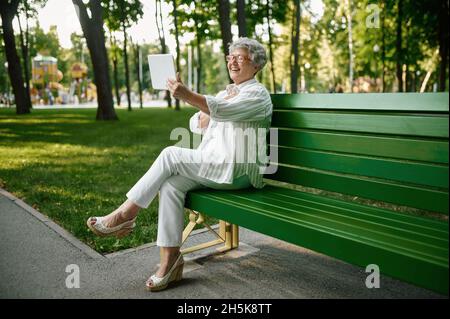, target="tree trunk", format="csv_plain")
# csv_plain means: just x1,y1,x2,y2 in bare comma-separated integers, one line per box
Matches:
291,0,300,93
155,0,172,107
438,0,449,91
266,0,276,93
196,35,202,93
236,0,247,37
172,0,181,110
381,1,386,92
134,43,143,109
218,0,232,83
123,24,131,111
0,0,30,114
346,0,354,92
109,32,121,107
72,0,117,120
17,11,32,110
396,0,403,92
193,10,202,93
